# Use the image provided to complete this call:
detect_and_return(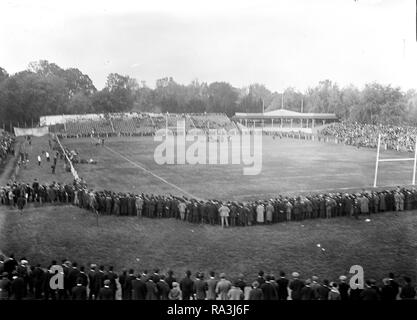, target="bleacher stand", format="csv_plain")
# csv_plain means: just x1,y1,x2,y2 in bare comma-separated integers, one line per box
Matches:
49,112,236,137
